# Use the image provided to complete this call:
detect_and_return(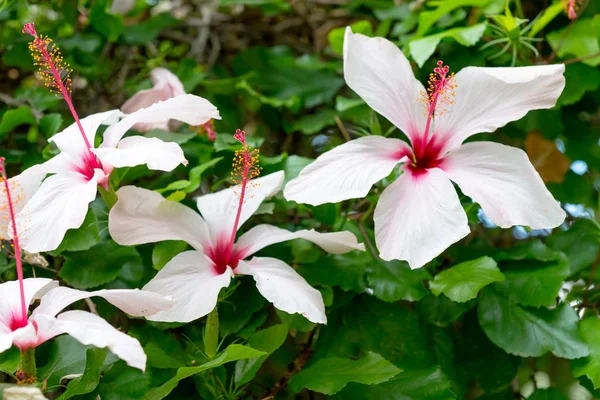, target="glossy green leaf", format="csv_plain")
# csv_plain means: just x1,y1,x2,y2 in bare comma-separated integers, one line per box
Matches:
409,23,486,67
235,324,288,385
290,352,401,395
430,256,504,303
572,318,600,389
58,348,108,400
478,289,589,359
367,260,431,302
0,106,36,137
59,240,142,289
337,366,456,400
143,344,266,399
547,15,600,66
